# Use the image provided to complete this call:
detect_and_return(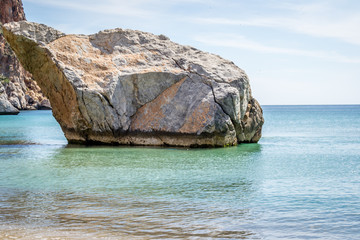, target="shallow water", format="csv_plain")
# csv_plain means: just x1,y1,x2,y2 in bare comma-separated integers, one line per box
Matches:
0,106,359,239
